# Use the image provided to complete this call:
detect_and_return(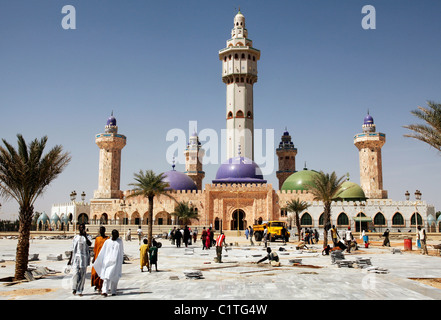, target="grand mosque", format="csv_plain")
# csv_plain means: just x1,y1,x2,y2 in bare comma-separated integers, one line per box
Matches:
48,10,437,234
